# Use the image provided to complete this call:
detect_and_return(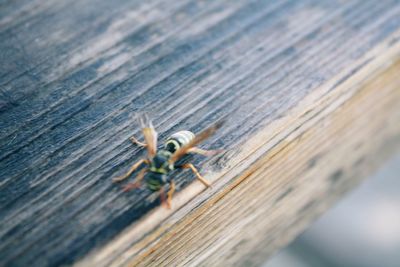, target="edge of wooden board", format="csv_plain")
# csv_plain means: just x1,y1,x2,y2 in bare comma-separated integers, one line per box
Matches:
77,29,400,267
